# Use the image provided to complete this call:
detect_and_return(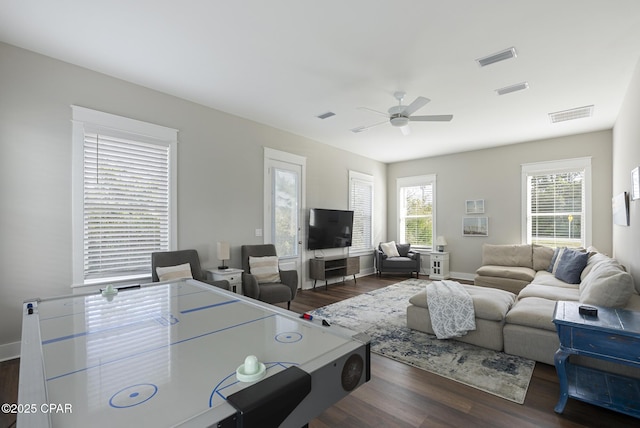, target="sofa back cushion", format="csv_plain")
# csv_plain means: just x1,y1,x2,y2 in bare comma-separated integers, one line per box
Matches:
482,244,532,268
580,261,635,308
533,245,554,271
